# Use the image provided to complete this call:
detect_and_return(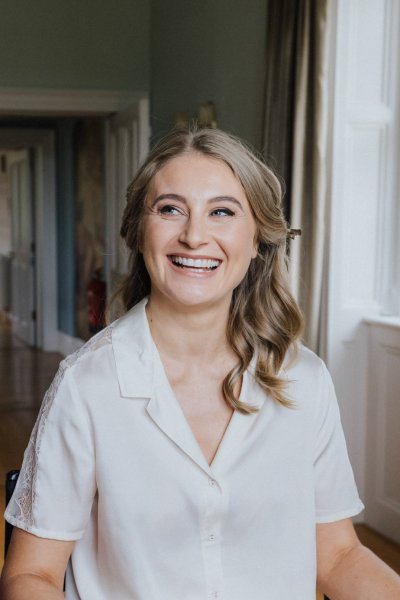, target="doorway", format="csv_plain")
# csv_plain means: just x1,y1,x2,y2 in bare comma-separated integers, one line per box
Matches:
0,89,149,354
0,128,56,351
